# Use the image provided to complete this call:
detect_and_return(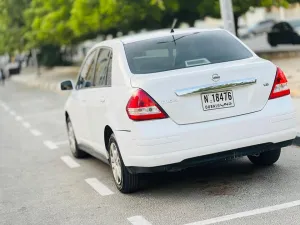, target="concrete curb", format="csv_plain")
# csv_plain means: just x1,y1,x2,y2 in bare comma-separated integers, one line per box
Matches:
256,50,300,60
293,134,300,147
